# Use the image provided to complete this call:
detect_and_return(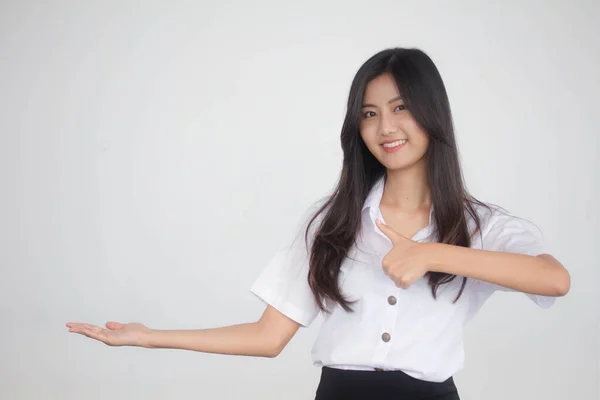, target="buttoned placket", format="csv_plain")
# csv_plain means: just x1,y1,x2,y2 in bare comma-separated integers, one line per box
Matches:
368,205,434,367
369,207,399,365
